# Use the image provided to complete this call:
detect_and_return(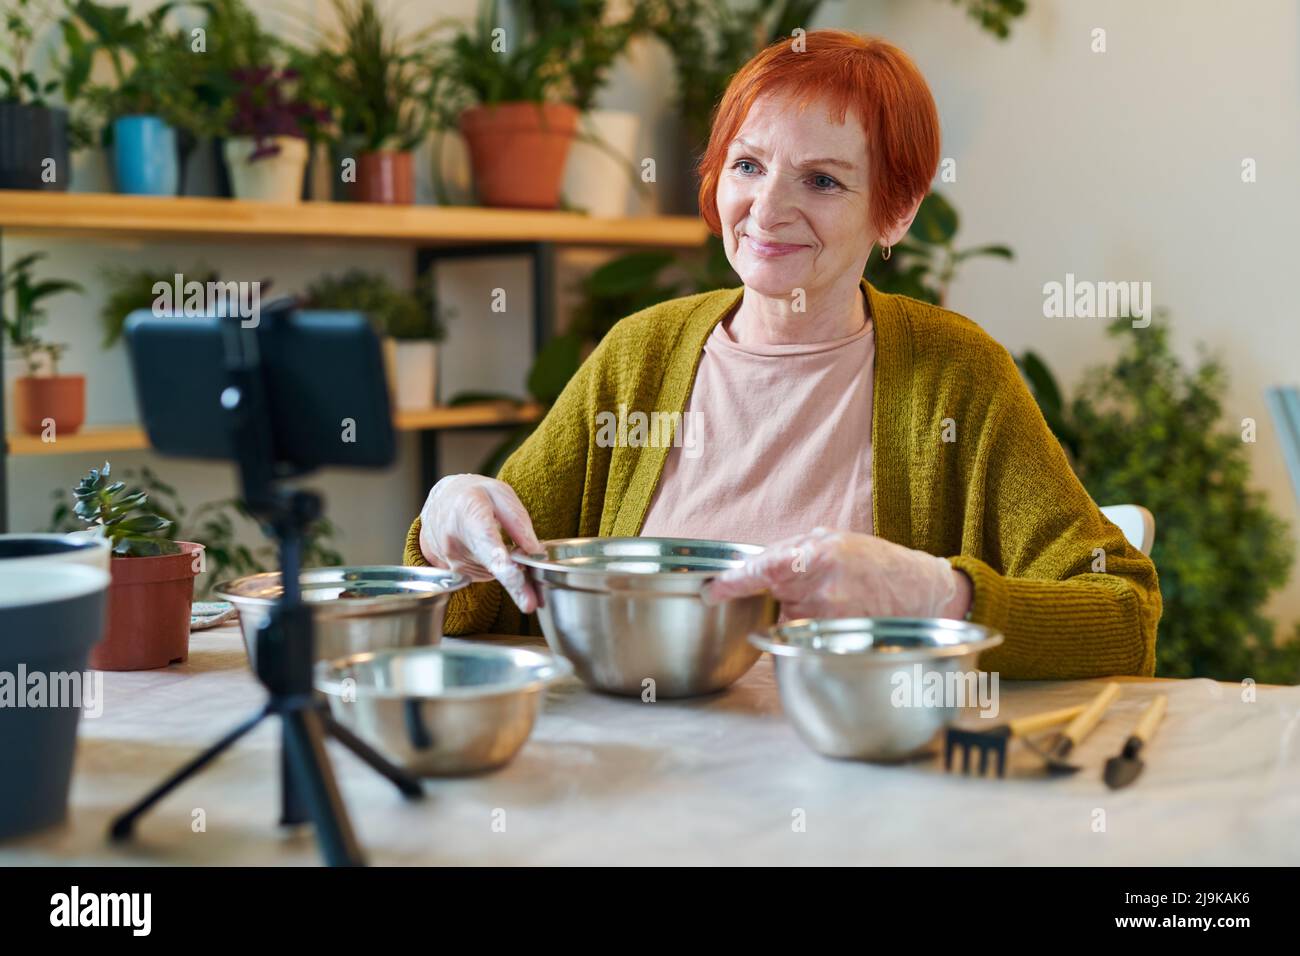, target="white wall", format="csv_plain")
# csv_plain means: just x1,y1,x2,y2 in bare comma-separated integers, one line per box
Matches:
8,0,1299,630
